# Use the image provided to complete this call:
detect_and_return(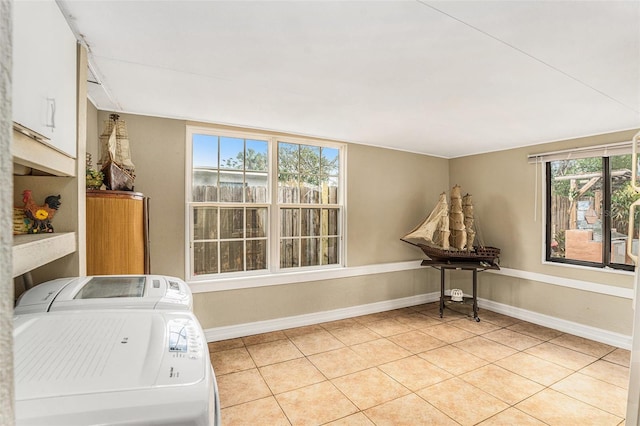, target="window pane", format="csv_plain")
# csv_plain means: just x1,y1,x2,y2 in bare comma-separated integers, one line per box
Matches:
278,143,299,173
610,154,639,265
192,170,218,202
299,145,320,175
321,147,339,175
247,240,267,271
246,208,267,238
193,241,217,275
300,175,321,204
280,208,299,237
220,208,244,239
322,209,339,236
549,159,603,263
192,134,218,169
301,208,320,236
280,239,299,268
278,174,299,203
324,176,339,204
301,238,320,266
246,172,267,203
246,139,268,172
220,136,244,170
219,170,244,202
220,241,244,272
322,237,339,265
193,207,217,240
